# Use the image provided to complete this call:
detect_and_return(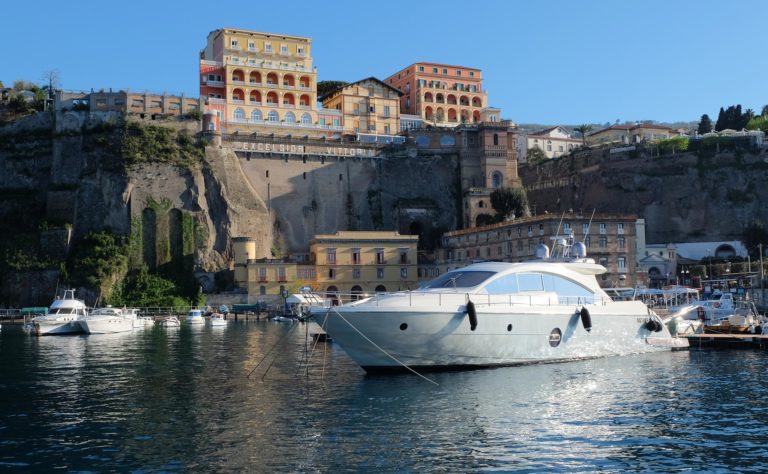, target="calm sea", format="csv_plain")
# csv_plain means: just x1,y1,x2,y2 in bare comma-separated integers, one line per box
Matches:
1,320,768,473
